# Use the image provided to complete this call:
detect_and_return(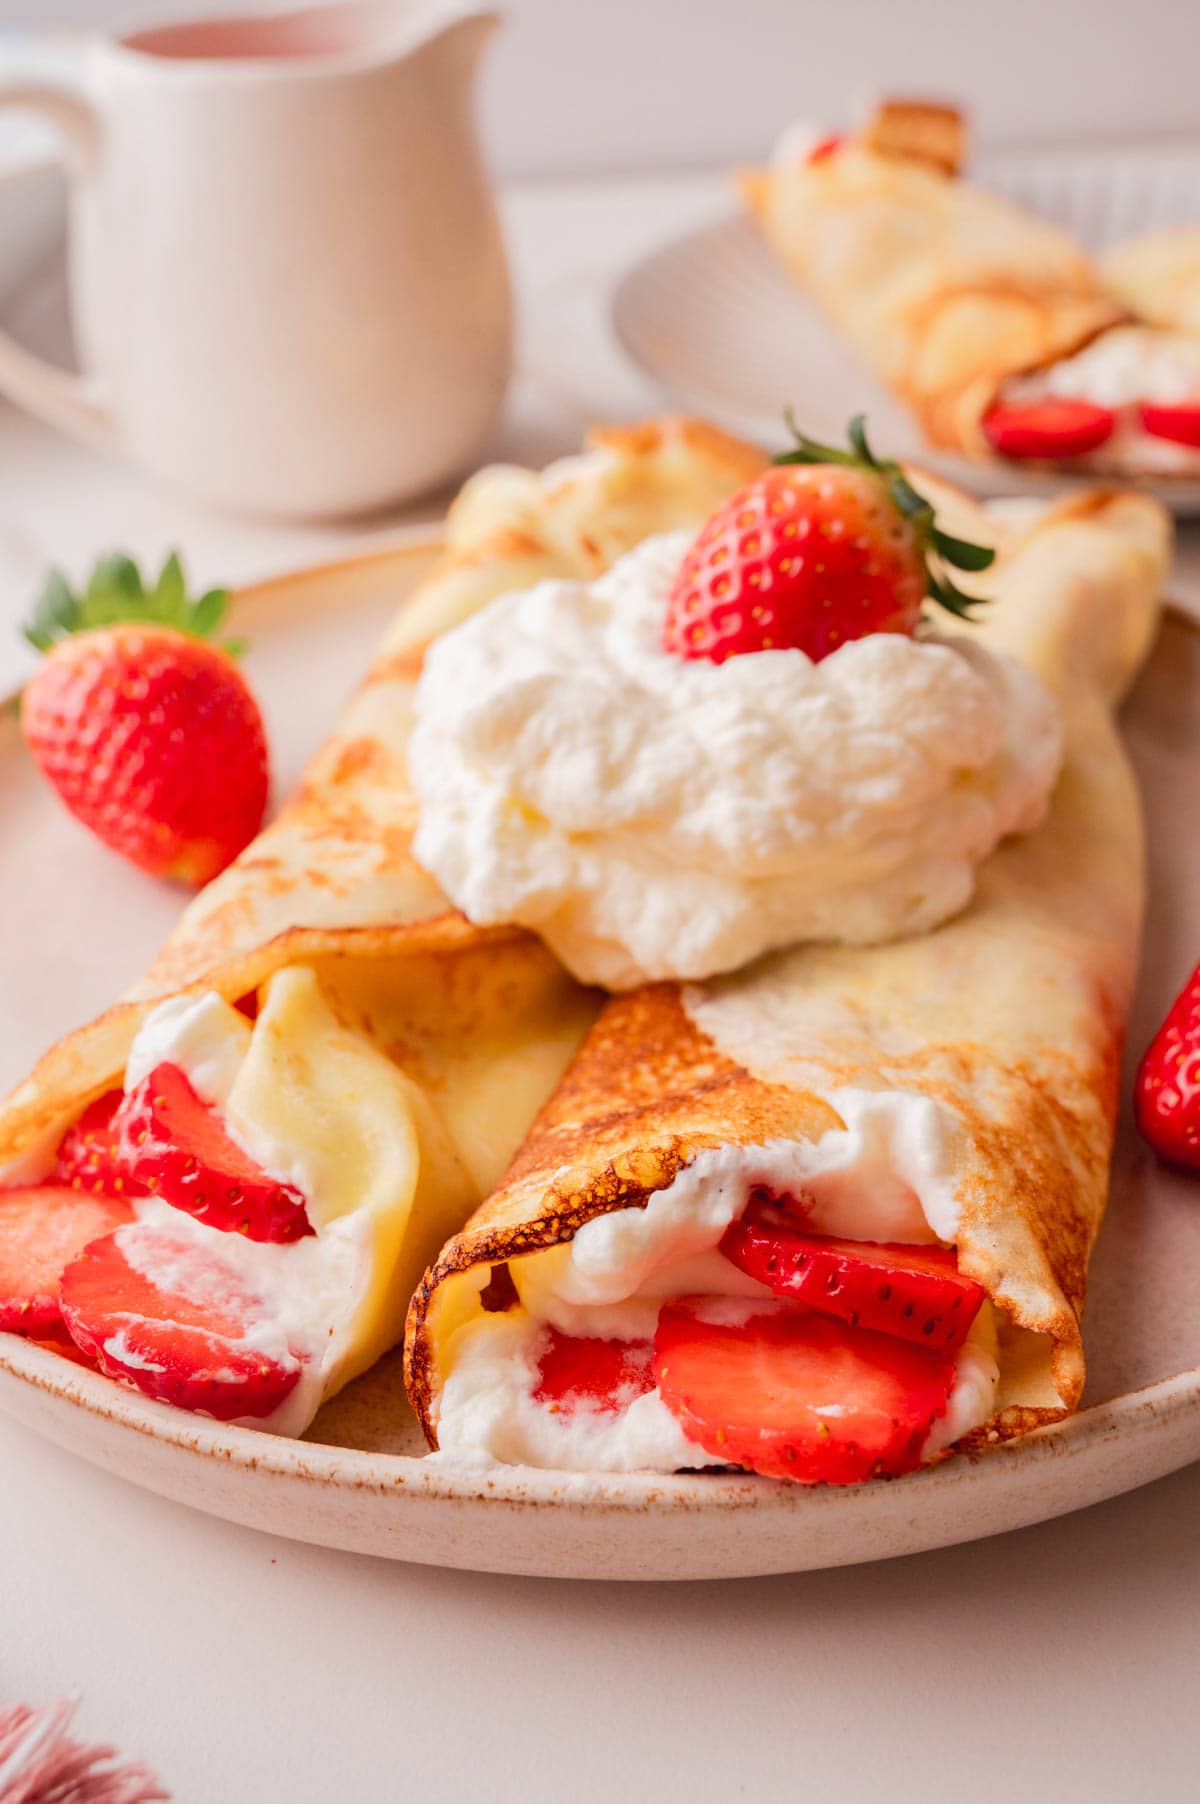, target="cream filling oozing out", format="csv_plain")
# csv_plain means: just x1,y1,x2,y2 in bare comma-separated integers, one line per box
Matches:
1000,326,1200,473
433,1090,1003,1476
89,975,436,1437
